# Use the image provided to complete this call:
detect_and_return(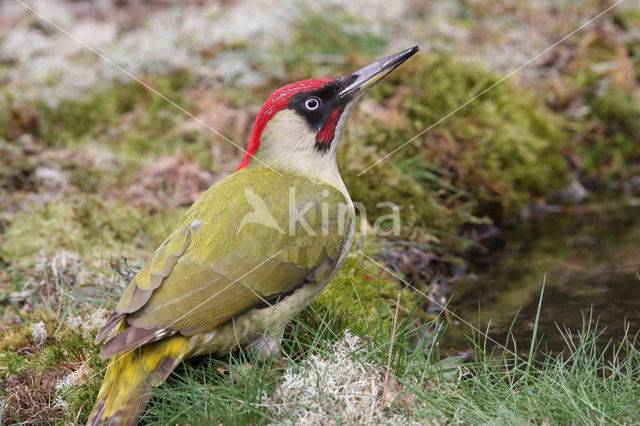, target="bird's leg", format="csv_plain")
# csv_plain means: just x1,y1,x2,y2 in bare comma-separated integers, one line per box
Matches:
249,326,285,360
247,293,287,360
